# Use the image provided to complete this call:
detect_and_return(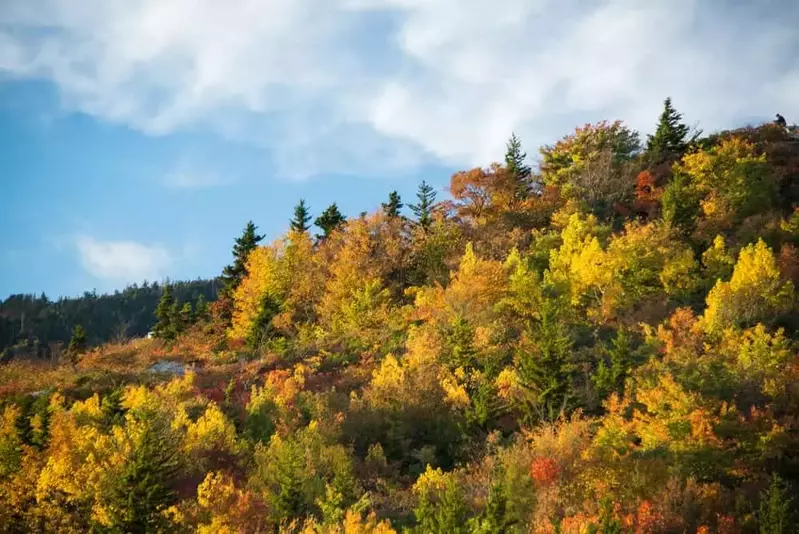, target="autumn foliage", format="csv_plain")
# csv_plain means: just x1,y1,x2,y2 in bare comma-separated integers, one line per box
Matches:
3,112,799,532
